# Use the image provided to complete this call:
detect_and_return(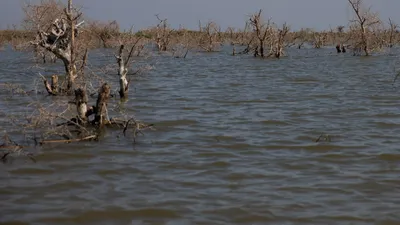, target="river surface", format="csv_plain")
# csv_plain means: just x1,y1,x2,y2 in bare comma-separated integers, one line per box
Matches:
1,46,400,225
